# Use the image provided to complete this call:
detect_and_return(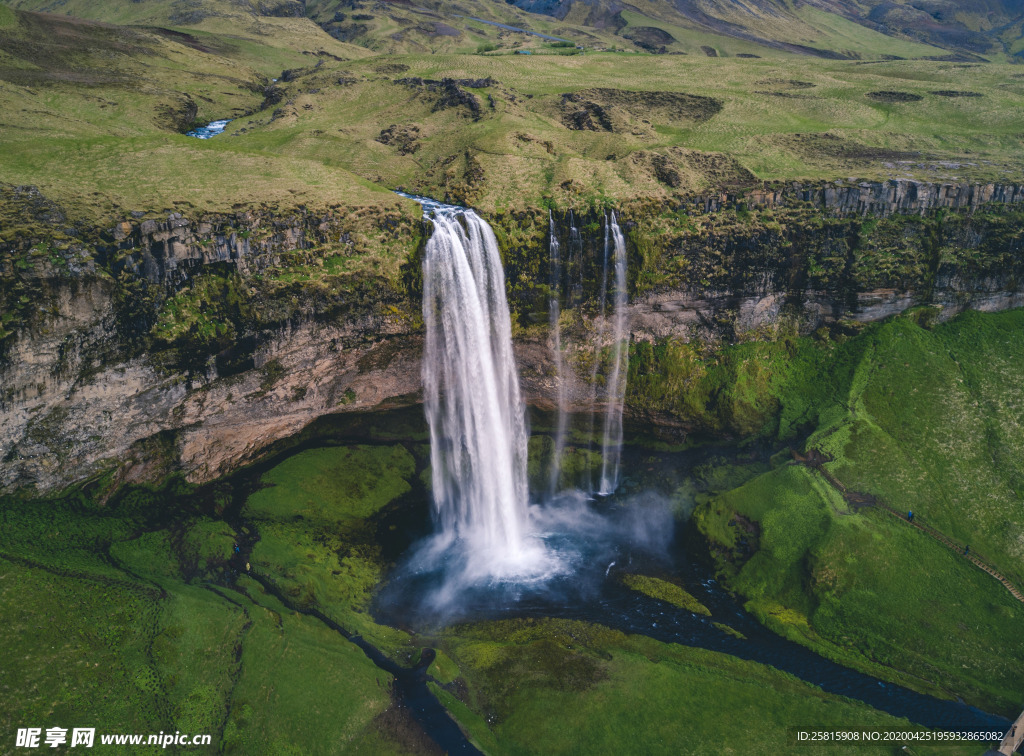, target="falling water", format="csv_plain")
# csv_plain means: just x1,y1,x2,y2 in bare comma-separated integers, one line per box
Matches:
581,215,610,491
547,212,569,497
421,207,550,580
568,211,584,308
599,212,628,495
